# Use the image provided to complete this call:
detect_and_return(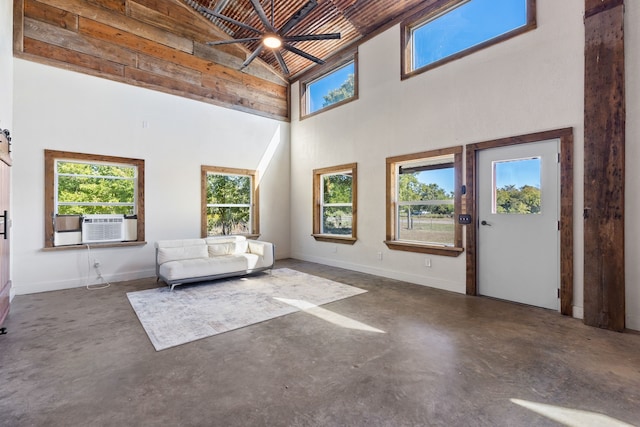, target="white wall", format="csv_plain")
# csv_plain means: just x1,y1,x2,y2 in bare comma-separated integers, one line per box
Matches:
12,60,290,294
625,1,640,330
290,1,591,315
